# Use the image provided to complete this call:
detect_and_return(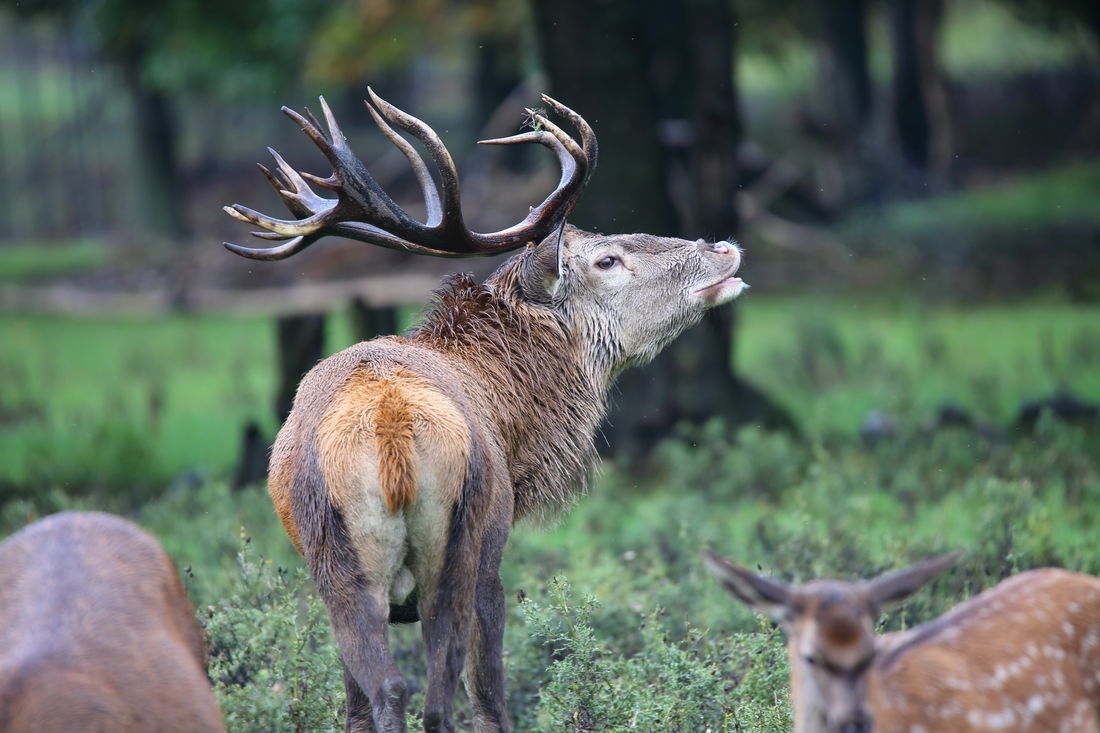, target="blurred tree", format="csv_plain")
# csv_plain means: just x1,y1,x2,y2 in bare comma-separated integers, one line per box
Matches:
532,0,792,459
2,0,331,240
821,0,872,136
889,0,952,175
999,0,1100,53
530,0,676,237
